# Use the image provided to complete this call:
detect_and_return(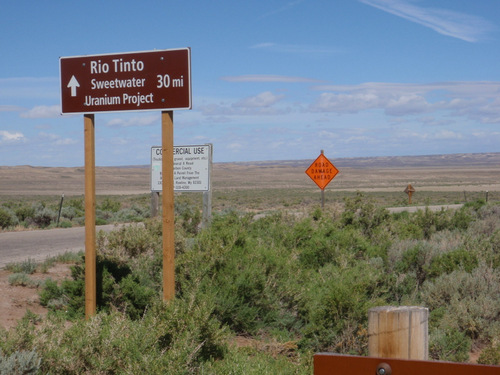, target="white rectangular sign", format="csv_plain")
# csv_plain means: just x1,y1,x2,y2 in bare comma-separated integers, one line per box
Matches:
151,144,211,192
